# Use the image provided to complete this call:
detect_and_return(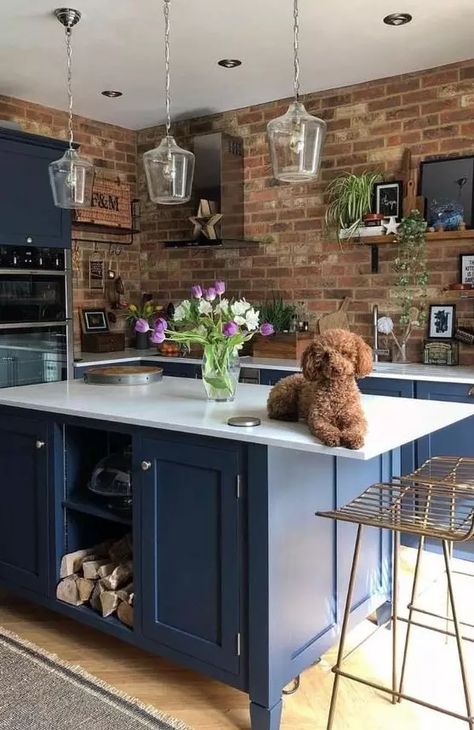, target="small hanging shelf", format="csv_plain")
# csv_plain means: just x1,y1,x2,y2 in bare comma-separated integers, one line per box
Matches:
72,198,140,247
